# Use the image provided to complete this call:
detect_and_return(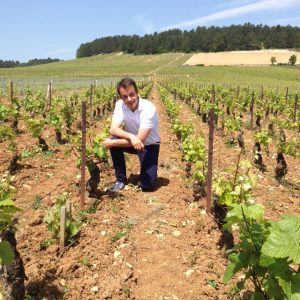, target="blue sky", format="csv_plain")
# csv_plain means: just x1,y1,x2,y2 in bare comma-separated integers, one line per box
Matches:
1,0,300,62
